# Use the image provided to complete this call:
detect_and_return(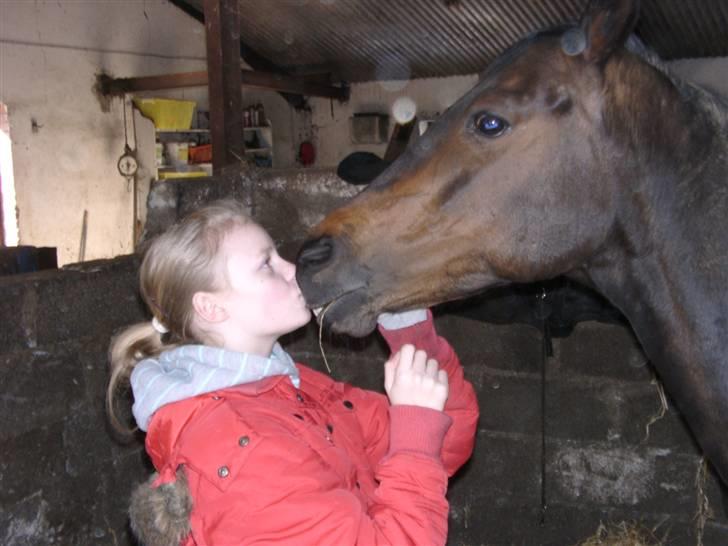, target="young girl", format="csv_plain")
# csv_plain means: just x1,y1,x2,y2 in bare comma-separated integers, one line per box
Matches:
107,199,479,546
